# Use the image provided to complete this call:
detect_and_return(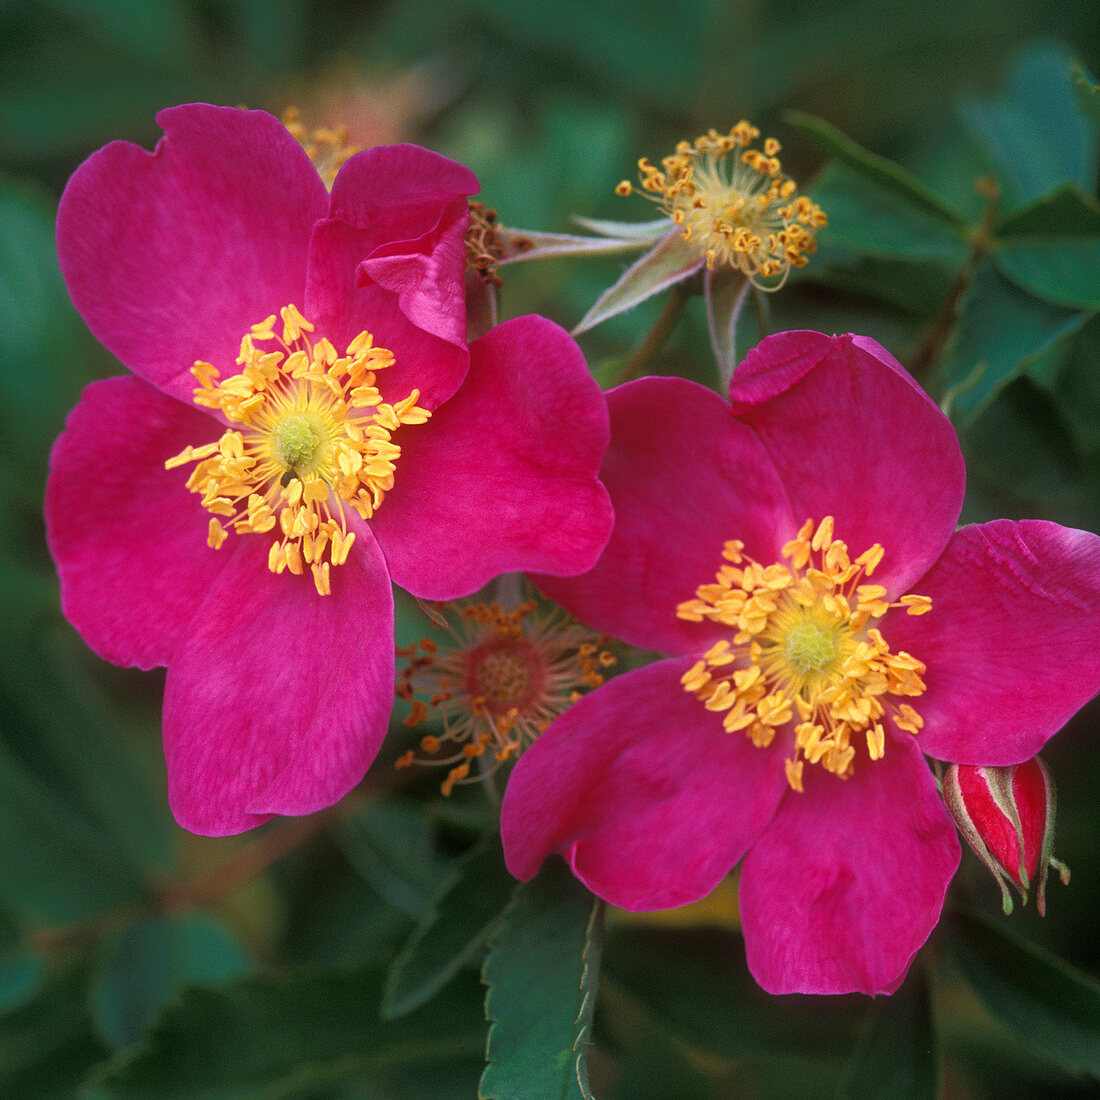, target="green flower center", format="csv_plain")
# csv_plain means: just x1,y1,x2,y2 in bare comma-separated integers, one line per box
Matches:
272,415,322,472
784,617,840,675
